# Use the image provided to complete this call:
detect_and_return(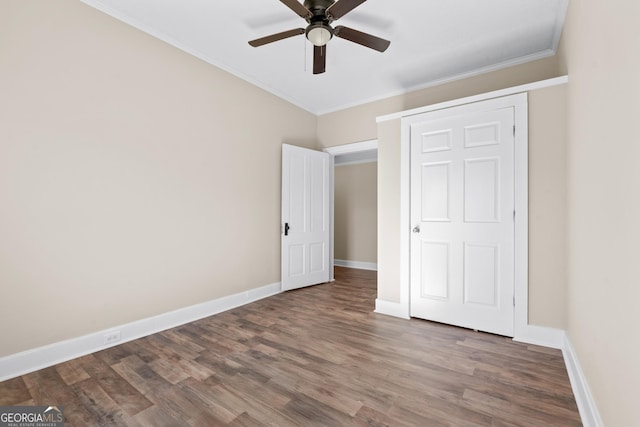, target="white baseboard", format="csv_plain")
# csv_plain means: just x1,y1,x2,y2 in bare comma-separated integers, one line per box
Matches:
513,323,566,349
334,259,378,271
374,299,410,319
0,282,282,382
562,334,604,427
